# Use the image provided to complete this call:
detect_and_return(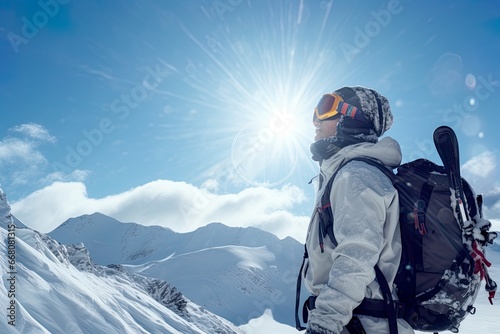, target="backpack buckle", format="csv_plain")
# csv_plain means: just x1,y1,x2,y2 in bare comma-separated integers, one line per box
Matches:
395,301,405,318
414,200,427,235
